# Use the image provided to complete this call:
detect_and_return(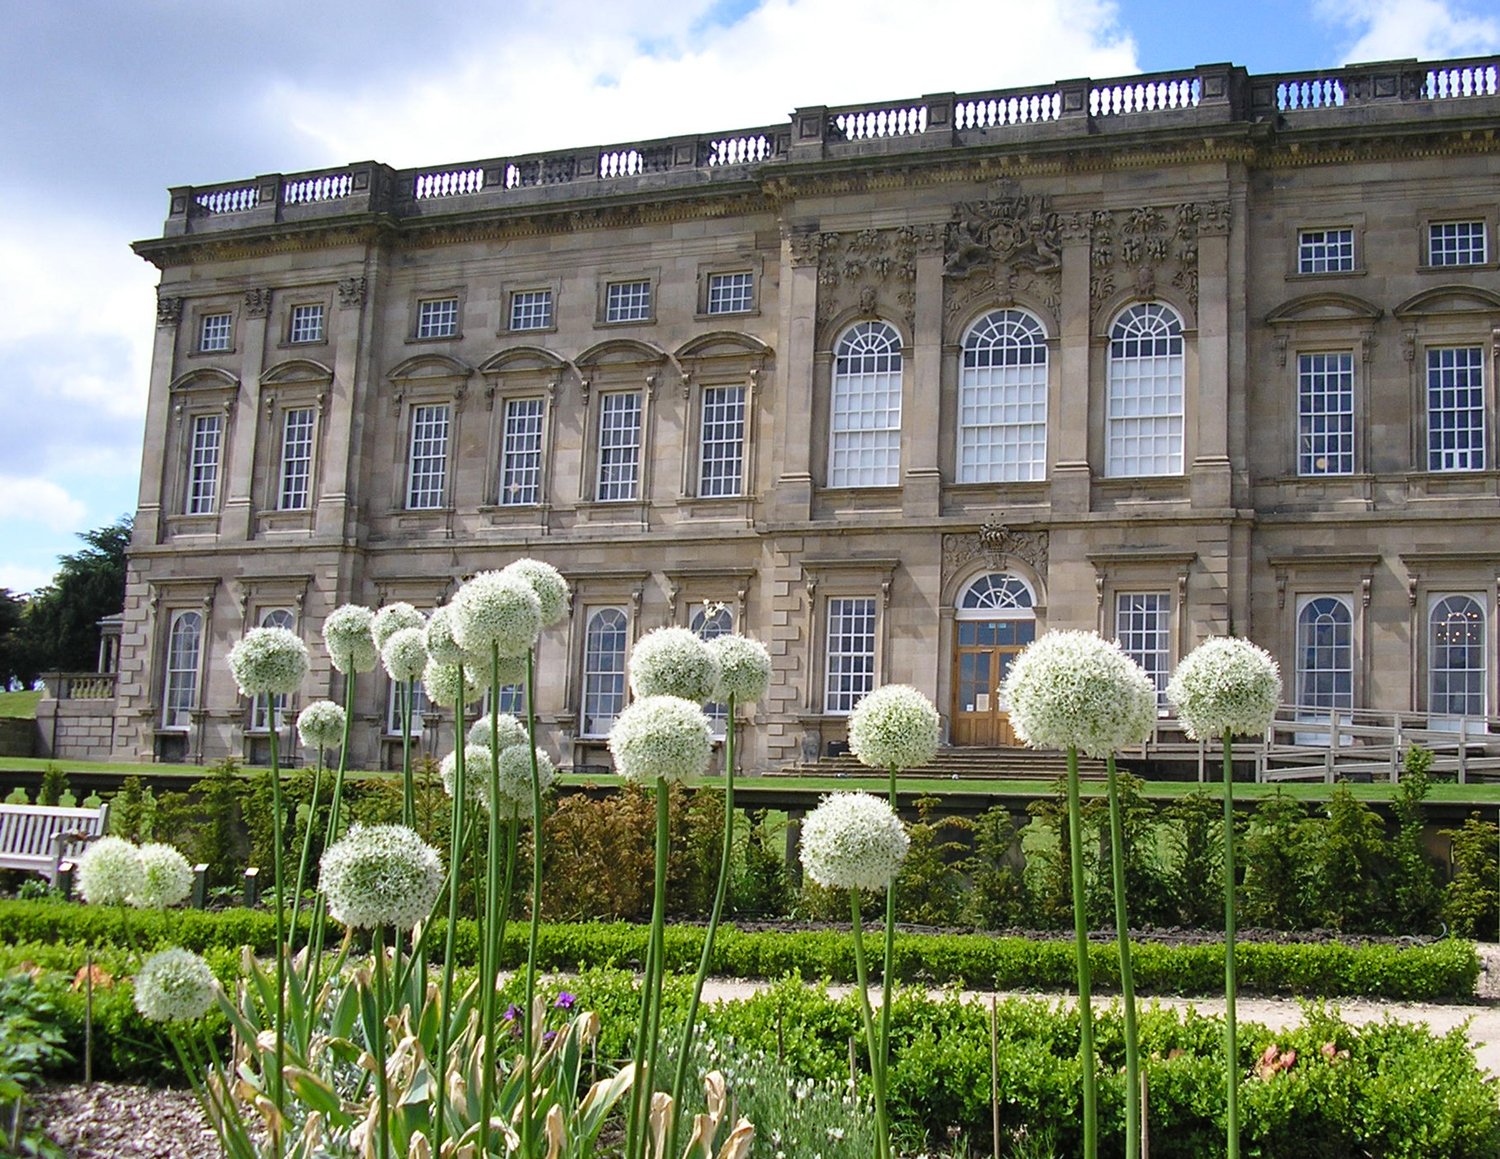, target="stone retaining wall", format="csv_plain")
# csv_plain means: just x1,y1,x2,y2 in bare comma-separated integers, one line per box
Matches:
33,699,116,761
